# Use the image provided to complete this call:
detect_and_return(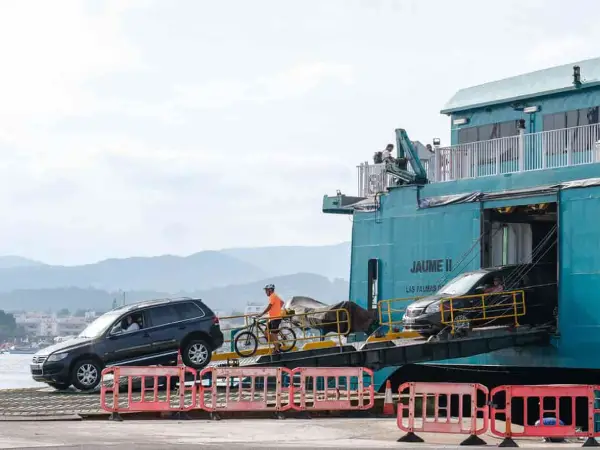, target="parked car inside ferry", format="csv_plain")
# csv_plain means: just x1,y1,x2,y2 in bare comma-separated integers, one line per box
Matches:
402,263,557,338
